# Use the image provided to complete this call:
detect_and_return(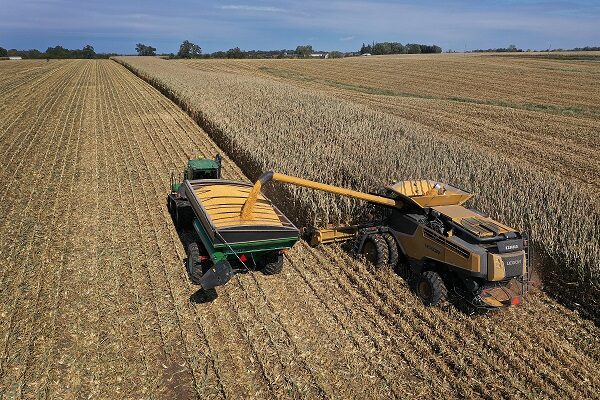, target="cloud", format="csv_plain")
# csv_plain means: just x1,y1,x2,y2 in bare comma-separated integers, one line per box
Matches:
217,4,286,13
339,36,355,41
